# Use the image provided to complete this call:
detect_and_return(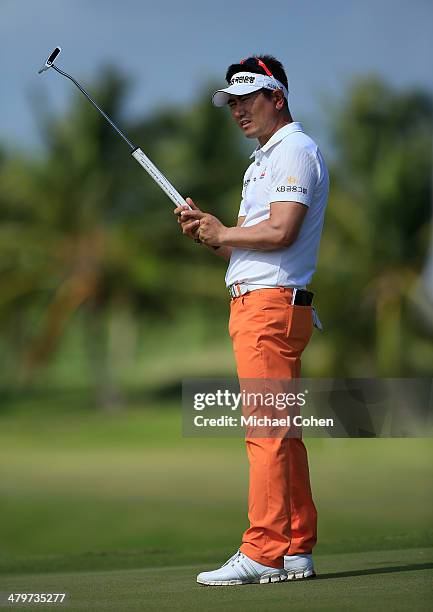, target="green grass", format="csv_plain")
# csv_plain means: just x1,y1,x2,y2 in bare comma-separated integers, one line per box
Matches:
0,399,432,609
0,548,432,611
